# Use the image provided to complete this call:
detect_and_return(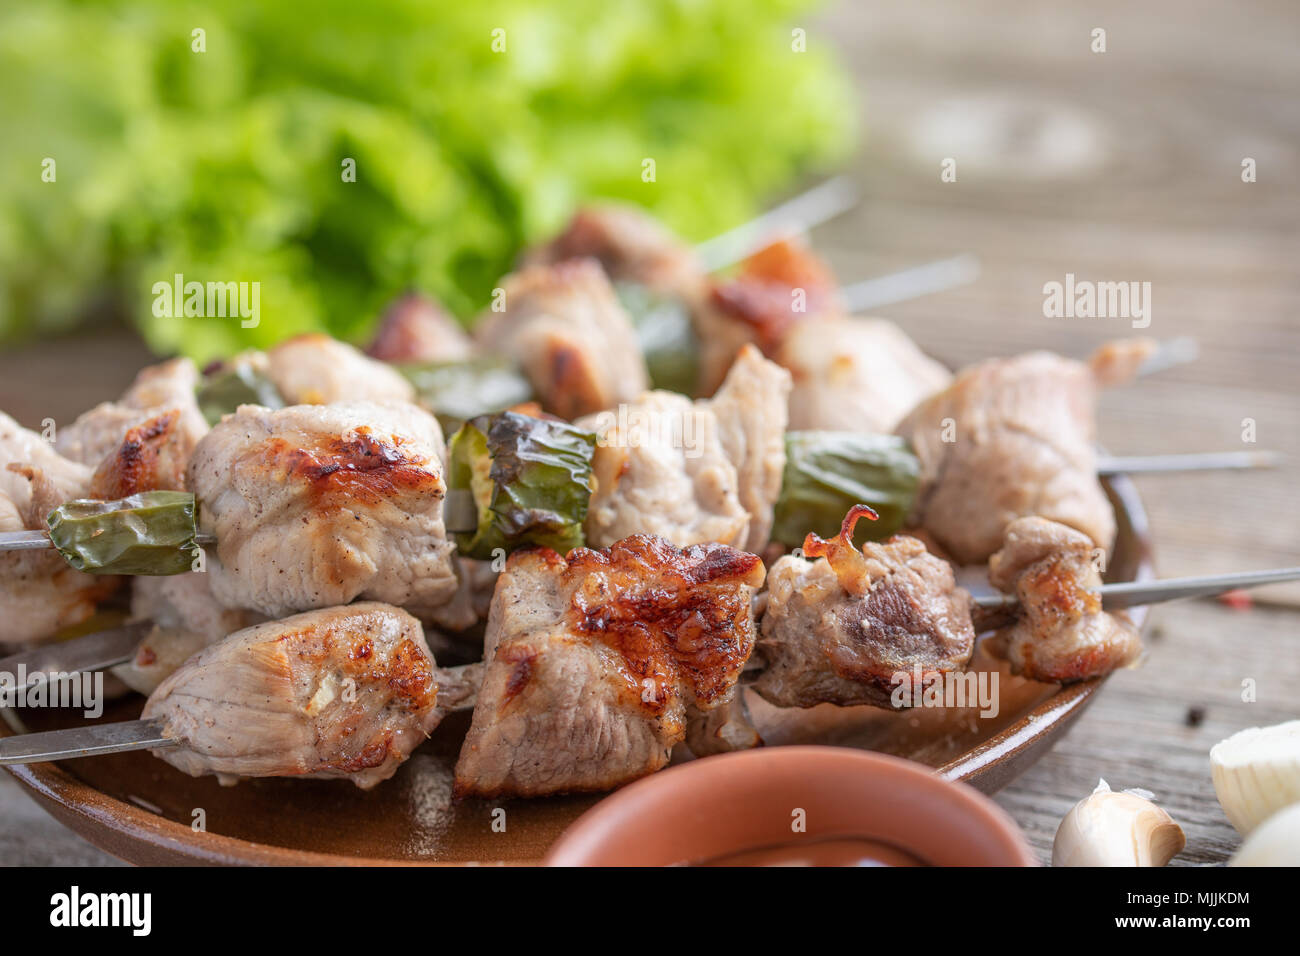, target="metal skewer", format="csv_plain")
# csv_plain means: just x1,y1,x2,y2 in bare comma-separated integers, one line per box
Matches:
0,622,149,705
971,566,1300,612
694,175,861,271
840,253,982,313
